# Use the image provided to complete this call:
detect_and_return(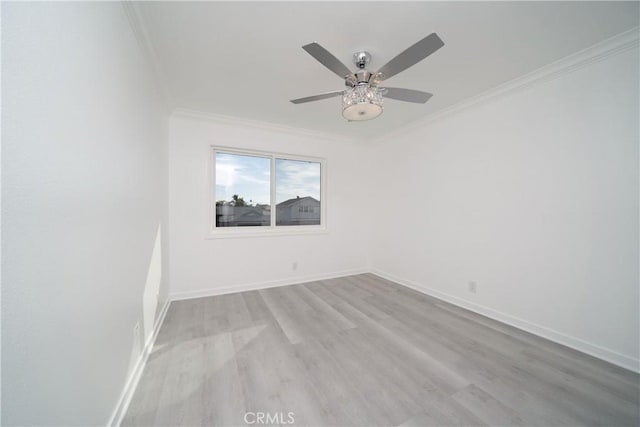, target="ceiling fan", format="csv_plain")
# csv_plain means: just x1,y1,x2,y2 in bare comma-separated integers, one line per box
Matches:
290,33,444,122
